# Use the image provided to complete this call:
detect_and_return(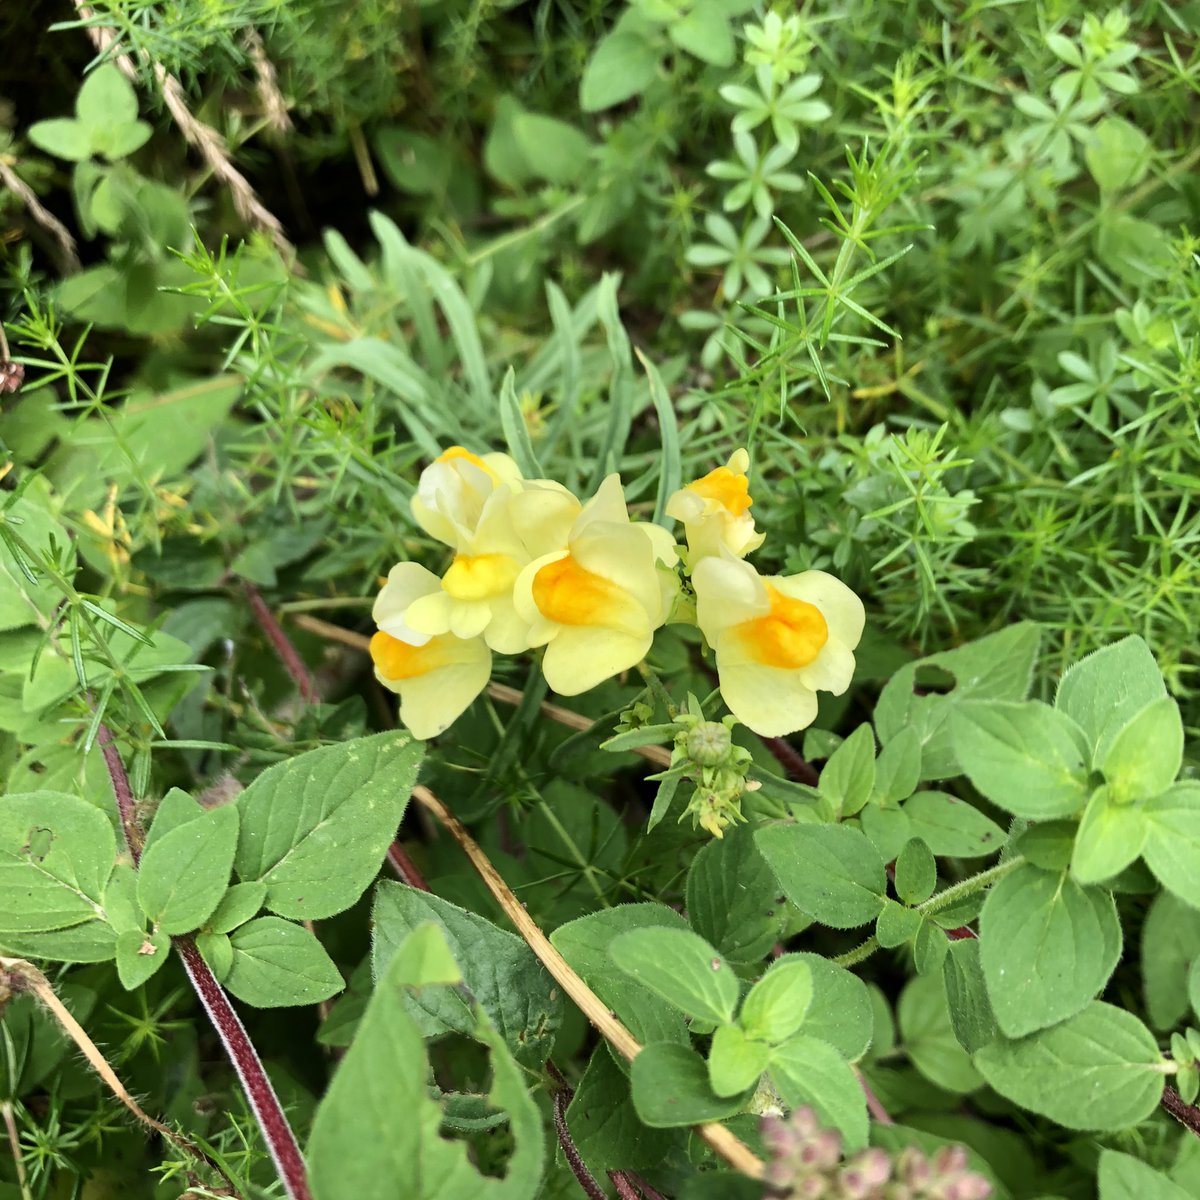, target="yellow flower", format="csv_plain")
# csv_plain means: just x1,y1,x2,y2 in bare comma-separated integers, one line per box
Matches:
404,481,582,653
513,475,679,695
371,562,491,739
666,448,765,566
411,446,523,550
693,556,864,737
